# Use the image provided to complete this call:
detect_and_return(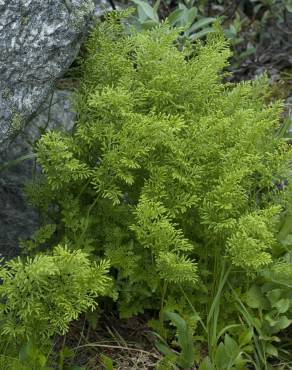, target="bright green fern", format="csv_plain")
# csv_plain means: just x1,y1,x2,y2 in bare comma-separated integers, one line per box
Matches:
28,12,292,318
0,246,110,341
